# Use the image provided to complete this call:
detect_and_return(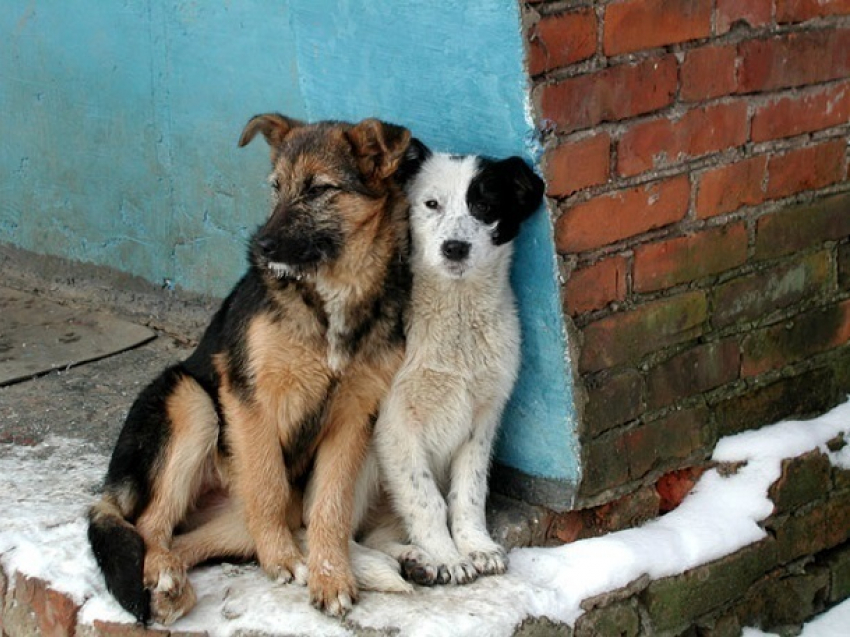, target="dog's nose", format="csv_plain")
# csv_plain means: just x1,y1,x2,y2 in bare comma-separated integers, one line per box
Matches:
441,240,471,262
256,236,278,255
